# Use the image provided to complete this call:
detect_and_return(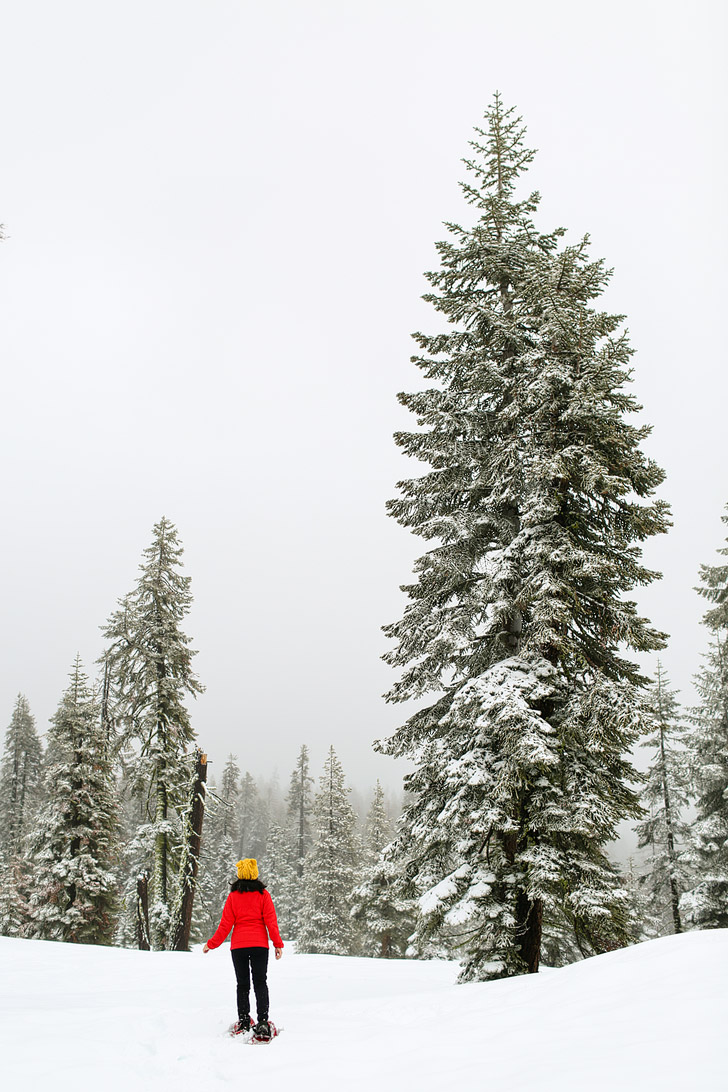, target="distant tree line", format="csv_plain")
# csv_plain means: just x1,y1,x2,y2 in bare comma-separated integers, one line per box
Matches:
0,516,205,950
1,507,726,965
194,745,414,958
0,517,413,957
